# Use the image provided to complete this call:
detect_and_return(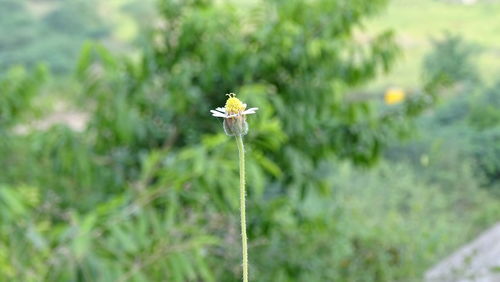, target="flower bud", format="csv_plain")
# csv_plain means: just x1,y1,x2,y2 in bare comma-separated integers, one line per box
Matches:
223,116,248,136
